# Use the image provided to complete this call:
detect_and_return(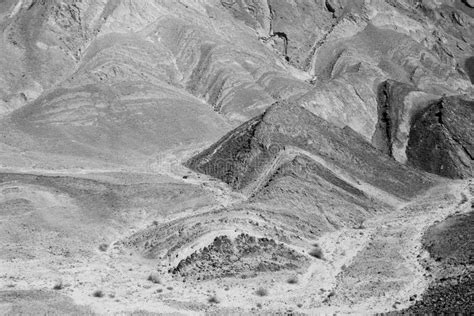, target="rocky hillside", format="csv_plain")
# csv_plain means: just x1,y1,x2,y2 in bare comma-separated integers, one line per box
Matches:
184,100,440,241
0,0,473,170
187,101,437,198
0,0,473,315
407,96,473,178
